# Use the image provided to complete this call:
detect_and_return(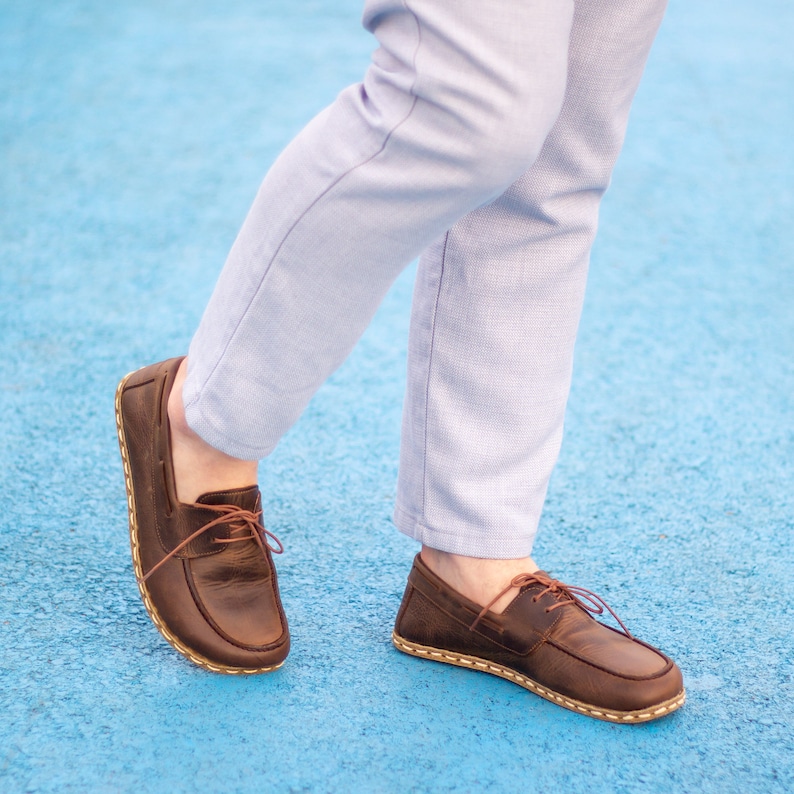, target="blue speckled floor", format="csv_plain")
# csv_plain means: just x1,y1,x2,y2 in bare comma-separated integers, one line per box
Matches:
1,1,792,791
